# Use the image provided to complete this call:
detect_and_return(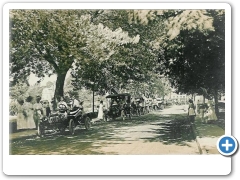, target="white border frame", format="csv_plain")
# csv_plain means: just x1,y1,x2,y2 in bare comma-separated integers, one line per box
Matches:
3,3,231,175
